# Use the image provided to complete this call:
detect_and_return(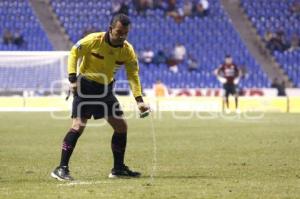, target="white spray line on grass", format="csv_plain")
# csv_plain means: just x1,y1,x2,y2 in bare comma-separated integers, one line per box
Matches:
57,180,114,187
149,113,157,185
